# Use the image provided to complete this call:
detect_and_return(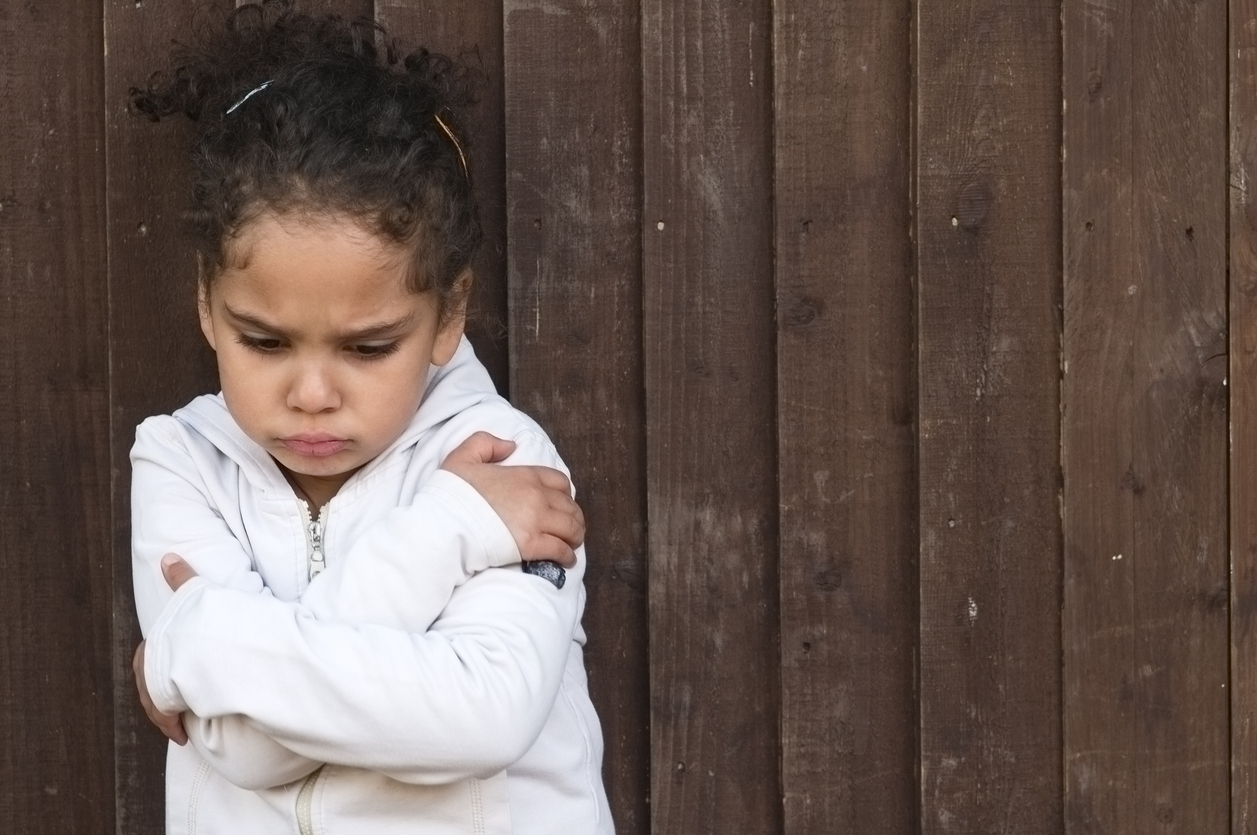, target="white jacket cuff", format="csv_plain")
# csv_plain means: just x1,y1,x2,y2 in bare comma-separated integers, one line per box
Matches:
422,469,520,570
144,575,211,714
